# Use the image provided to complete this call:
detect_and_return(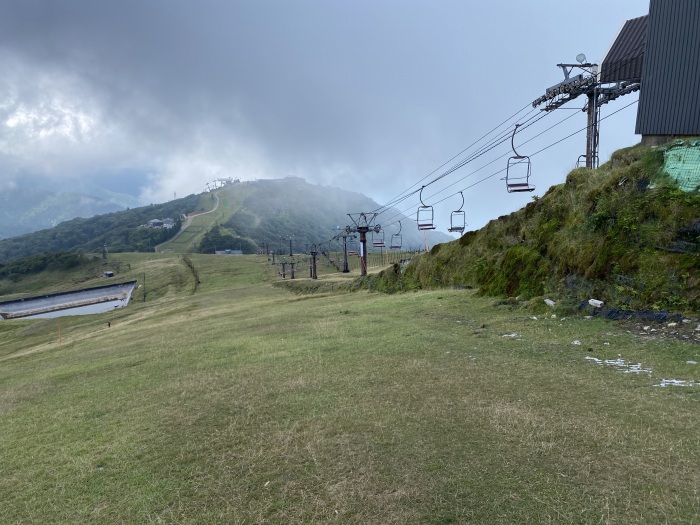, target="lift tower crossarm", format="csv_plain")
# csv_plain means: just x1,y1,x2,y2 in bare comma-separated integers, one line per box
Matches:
346,212,380,277
532,61,600,169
